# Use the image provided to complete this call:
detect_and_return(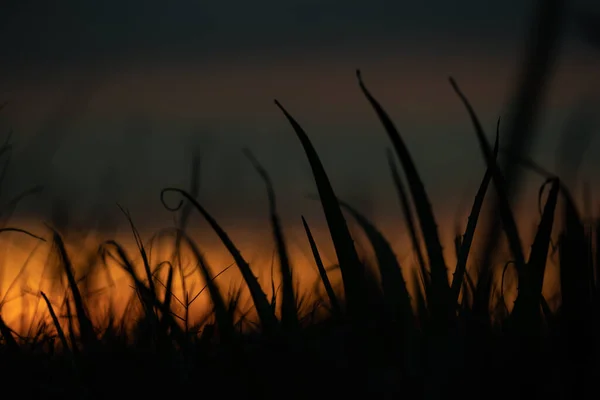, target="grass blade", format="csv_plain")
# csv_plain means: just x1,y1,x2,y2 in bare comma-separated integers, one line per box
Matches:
40,292,72,357
511,178,560,334
386,150,428,286
301,216,342,318
47,227,97,351
176,230,235,343
117,205,156,297
243,148,298,332
449,78,525,271
450,119,500,307
100,240,187,346
161,188,279,335
0,314,18,352
358,71,449,322
275,100,366,320
338,199,413,324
